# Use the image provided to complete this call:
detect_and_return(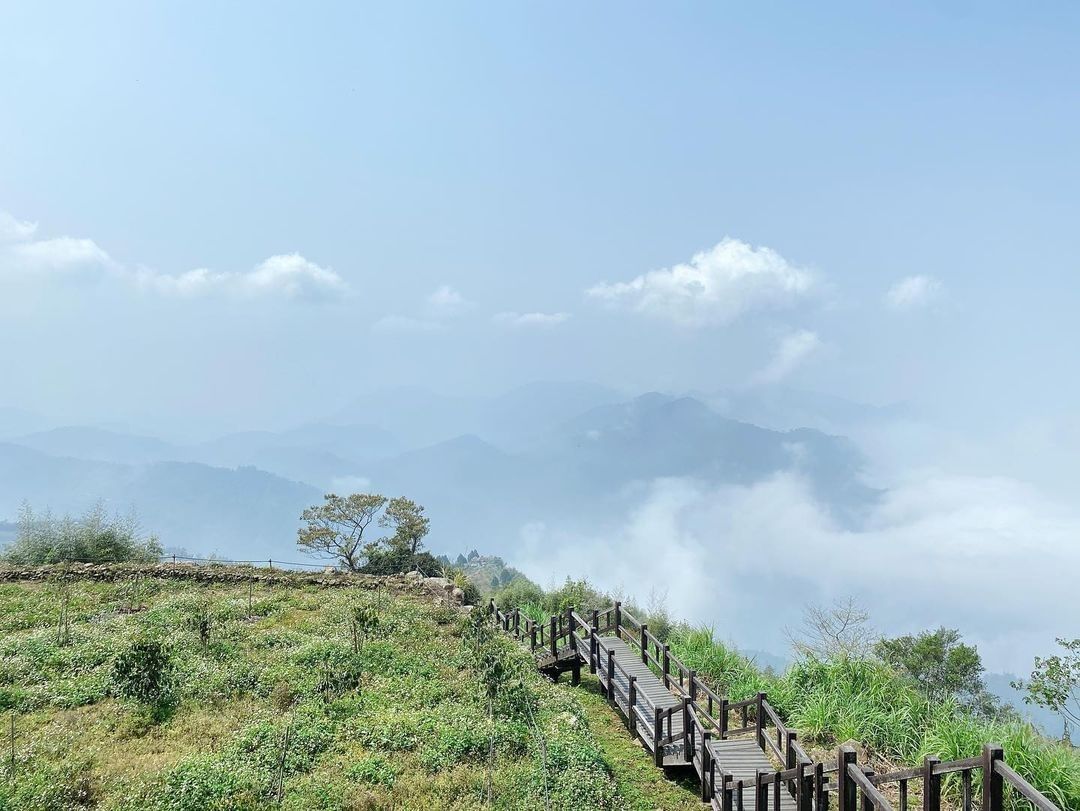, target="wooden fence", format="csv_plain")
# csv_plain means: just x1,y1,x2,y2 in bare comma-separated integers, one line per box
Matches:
490,599,1065,811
